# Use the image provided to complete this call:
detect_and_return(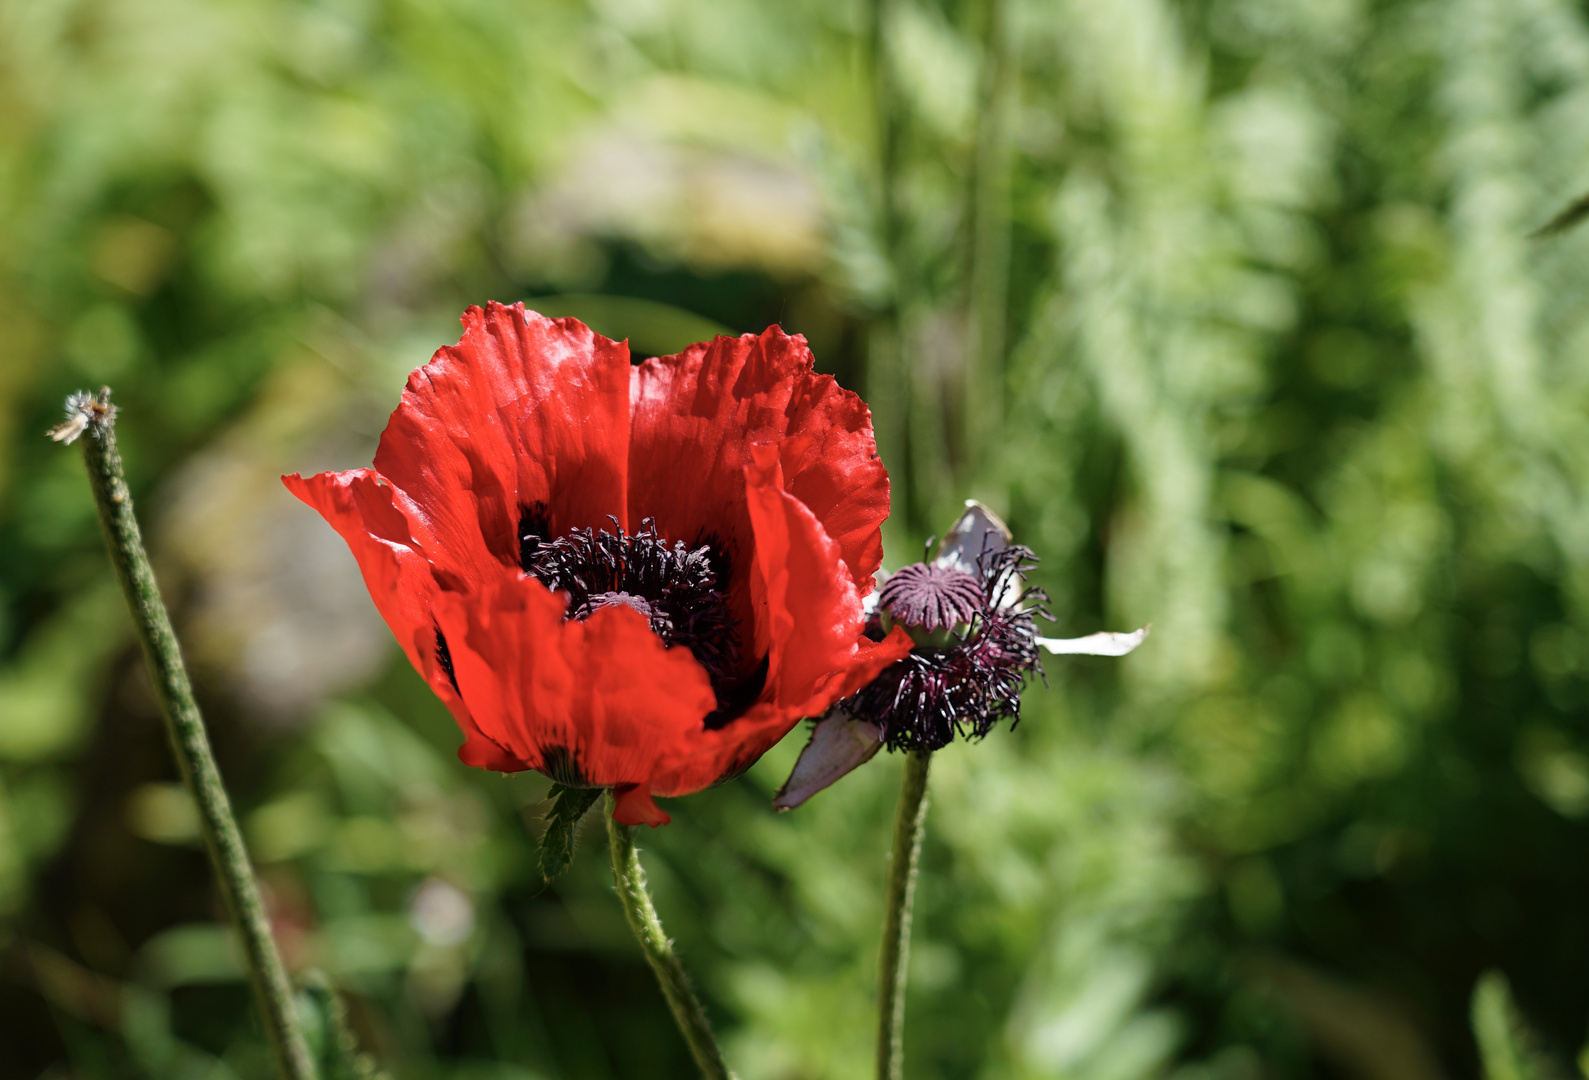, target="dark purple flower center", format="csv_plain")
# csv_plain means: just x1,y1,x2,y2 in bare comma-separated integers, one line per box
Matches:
878,562,985,631
846,545,1048,752
517,508,762,728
